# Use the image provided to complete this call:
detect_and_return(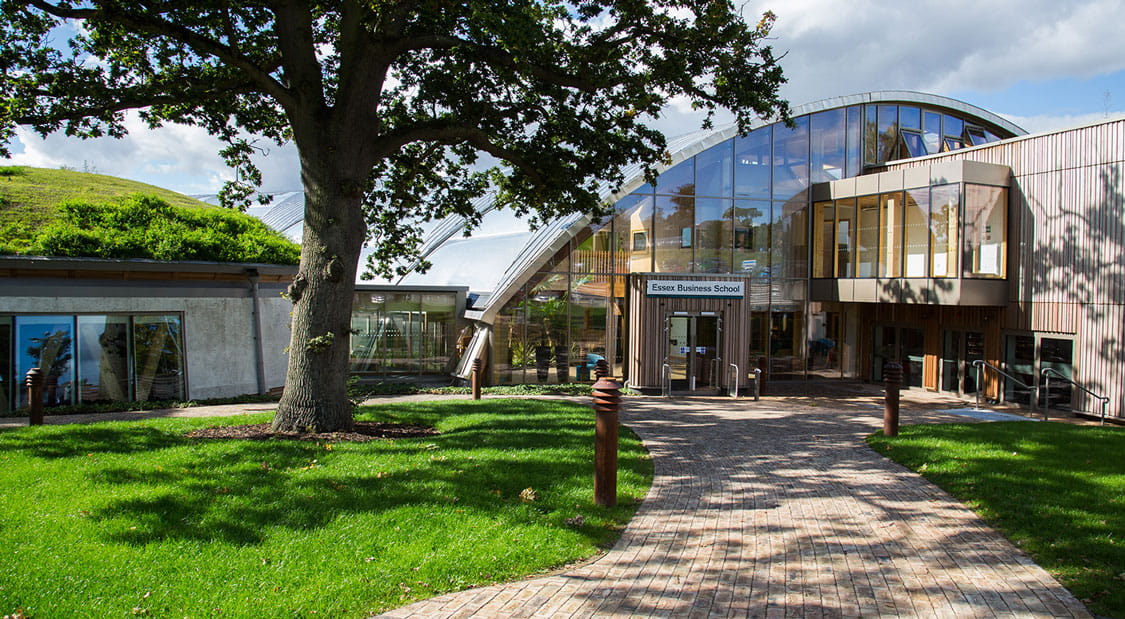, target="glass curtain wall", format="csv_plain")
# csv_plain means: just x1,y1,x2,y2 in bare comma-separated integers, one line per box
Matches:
487,101,1013,385
350,291,460,377
0,317,10,414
